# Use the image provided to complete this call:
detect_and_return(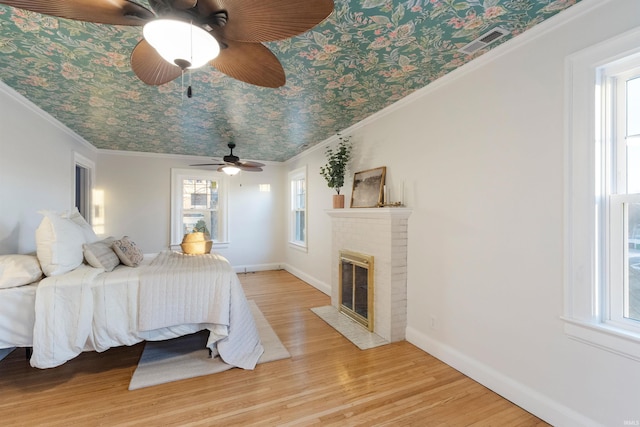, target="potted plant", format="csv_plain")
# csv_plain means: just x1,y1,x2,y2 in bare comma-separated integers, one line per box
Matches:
320,136,352,208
